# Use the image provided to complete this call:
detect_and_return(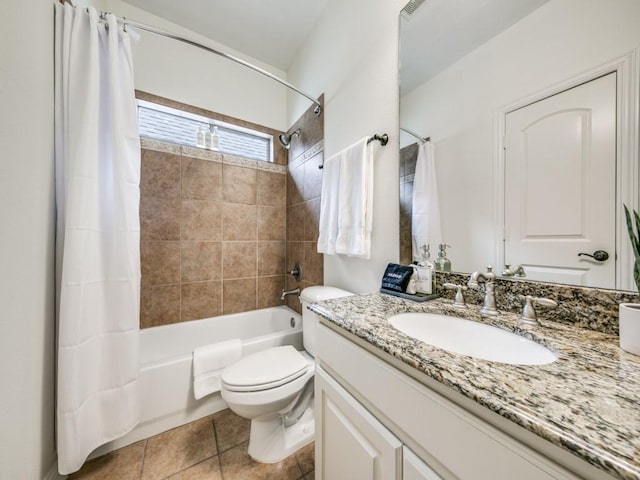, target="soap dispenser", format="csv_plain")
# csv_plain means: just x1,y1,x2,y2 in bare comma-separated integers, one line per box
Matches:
196,126,205,148
415,244,434,294
434,244,451,272
209,125,220,151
